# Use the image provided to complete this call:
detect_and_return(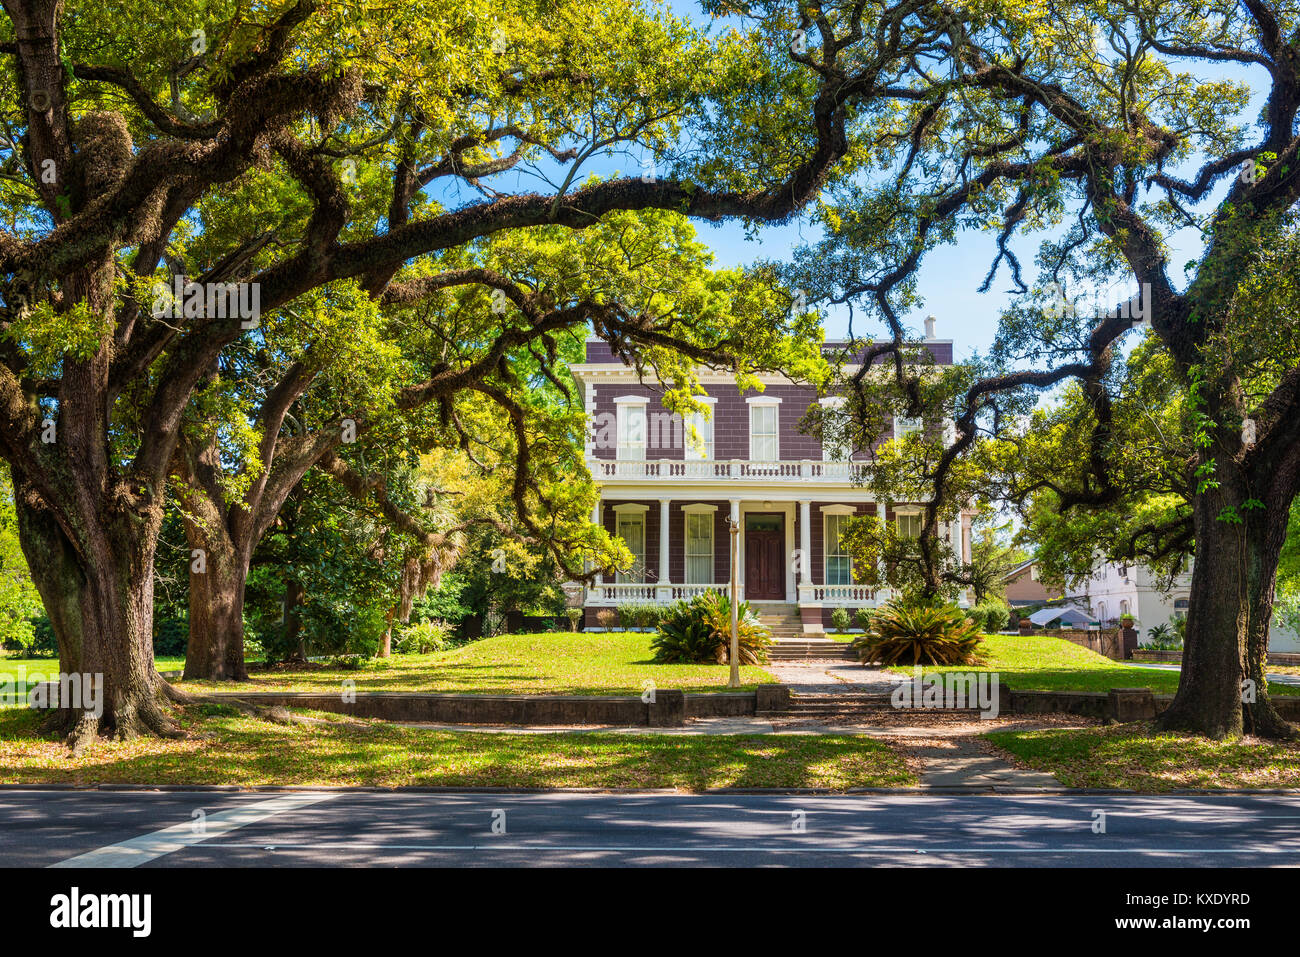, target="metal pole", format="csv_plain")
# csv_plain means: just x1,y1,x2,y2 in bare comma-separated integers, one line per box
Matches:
729,516,740,688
